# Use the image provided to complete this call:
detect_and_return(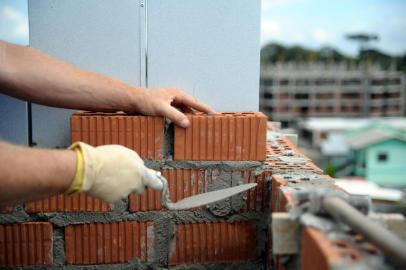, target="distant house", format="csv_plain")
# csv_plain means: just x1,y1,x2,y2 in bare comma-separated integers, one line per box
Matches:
346,123,406,187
